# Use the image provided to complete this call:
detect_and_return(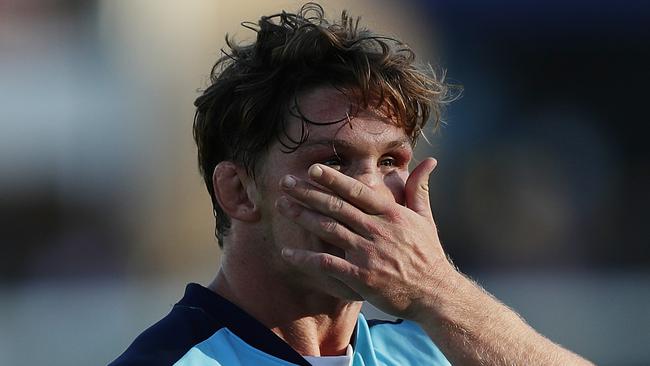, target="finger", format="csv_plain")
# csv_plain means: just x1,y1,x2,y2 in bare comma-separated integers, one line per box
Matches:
280,175,371,236
307,164,387,215
281,247,363,286
276,196,365,251
404,158,437,218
